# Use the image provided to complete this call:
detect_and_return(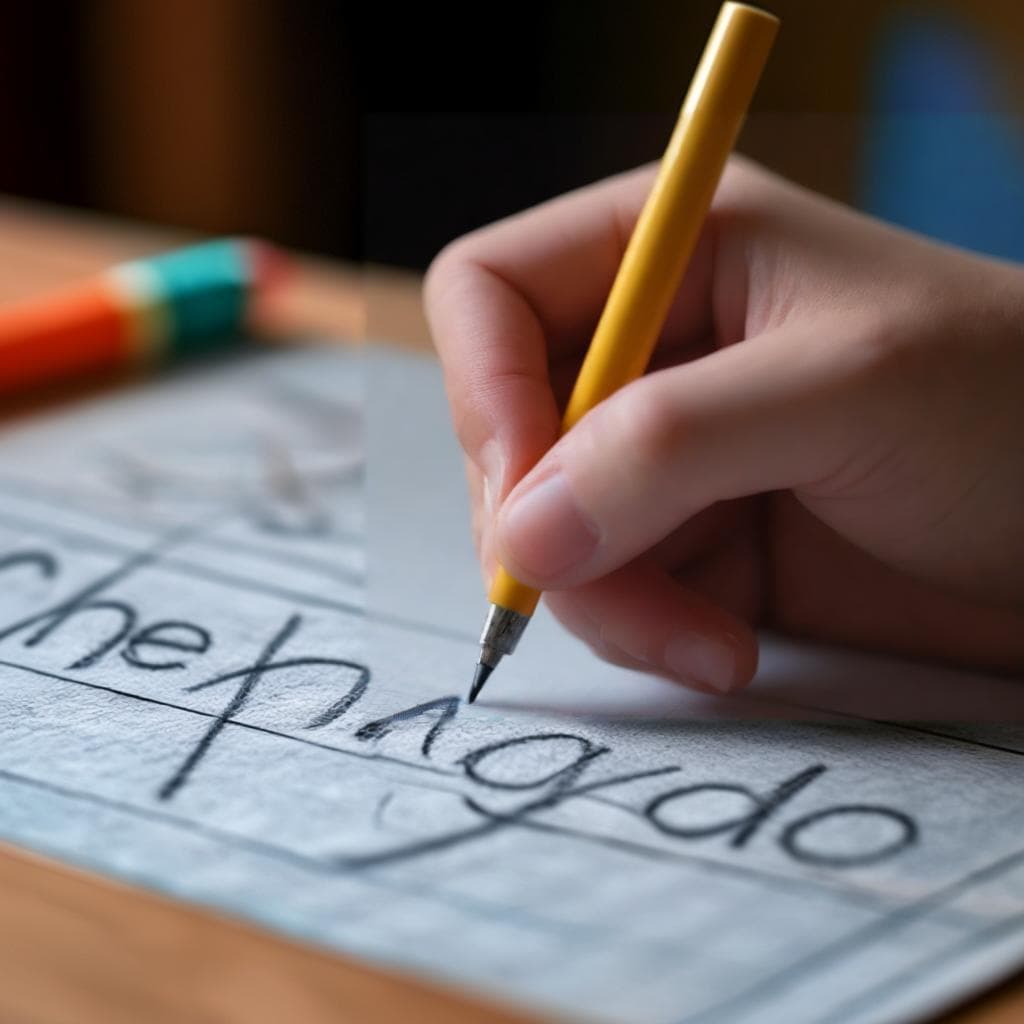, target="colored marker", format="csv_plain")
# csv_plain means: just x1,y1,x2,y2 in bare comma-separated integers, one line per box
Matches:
0,238,286,396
